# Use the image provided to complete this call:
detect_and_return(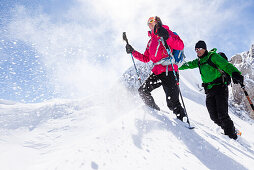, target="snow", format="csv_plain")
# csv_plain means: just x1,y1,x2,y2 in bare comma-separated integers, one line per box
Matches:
0,70,254,170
